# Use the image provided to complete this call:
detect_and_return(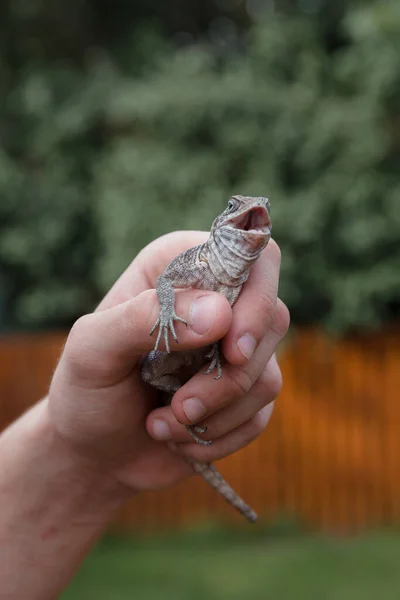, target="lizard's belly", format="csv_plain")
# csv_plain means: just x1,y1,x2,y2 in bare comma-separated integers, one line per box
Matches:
172,347,209,387
141,347,211,394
